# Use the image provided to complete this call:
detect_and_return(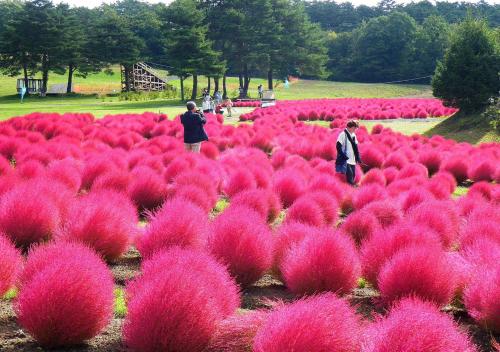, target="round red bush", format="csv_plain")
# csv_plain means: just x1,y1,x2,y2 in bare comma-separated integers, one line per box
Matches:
363,297,478,352
285,196,325,227
361,223,442,285
442,157,469,183
273,169,306,208
0,182,61,248
407,200,459,248
281,230,360,295
378,245,457,306
353,184,388,210
361,168,386,186
0,233,22,296
468,159,495,183
124,249,239,352
362,199,402,228
253,293,361,352
418,150,441,176
206,310,268,352
57,190,138,262
340,210,380,246
138,197,209,259
16,242,114,347
128,166,167,212
463,266,500,332
208,205,274,287
224,169,257,198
